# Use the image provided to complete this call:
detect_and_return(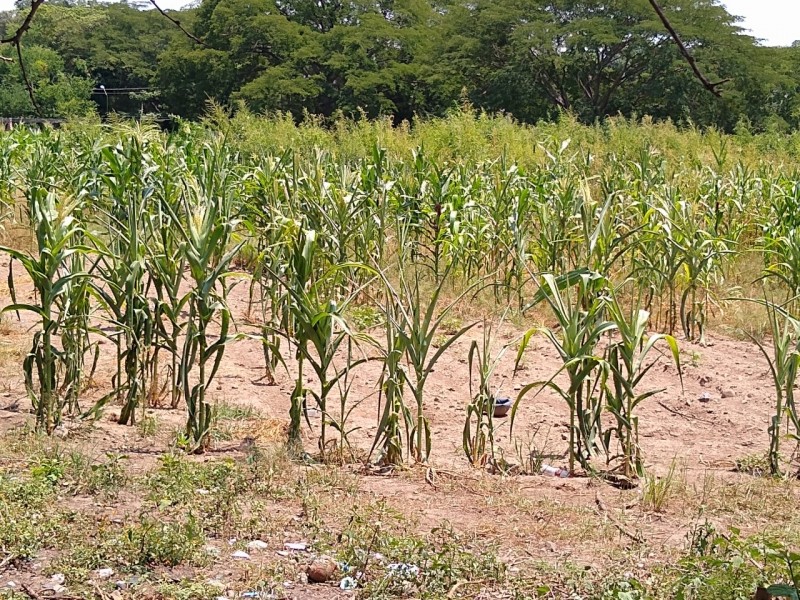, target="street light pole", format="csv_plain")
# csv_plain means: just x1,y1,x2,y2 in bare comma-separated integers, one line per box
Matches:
99,84,108,114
